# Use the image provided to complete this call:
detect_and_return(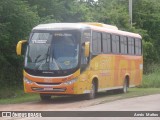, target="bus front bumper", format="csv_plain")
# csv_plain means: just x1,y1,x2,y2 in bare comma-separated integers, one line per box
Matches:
23,78,78,95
